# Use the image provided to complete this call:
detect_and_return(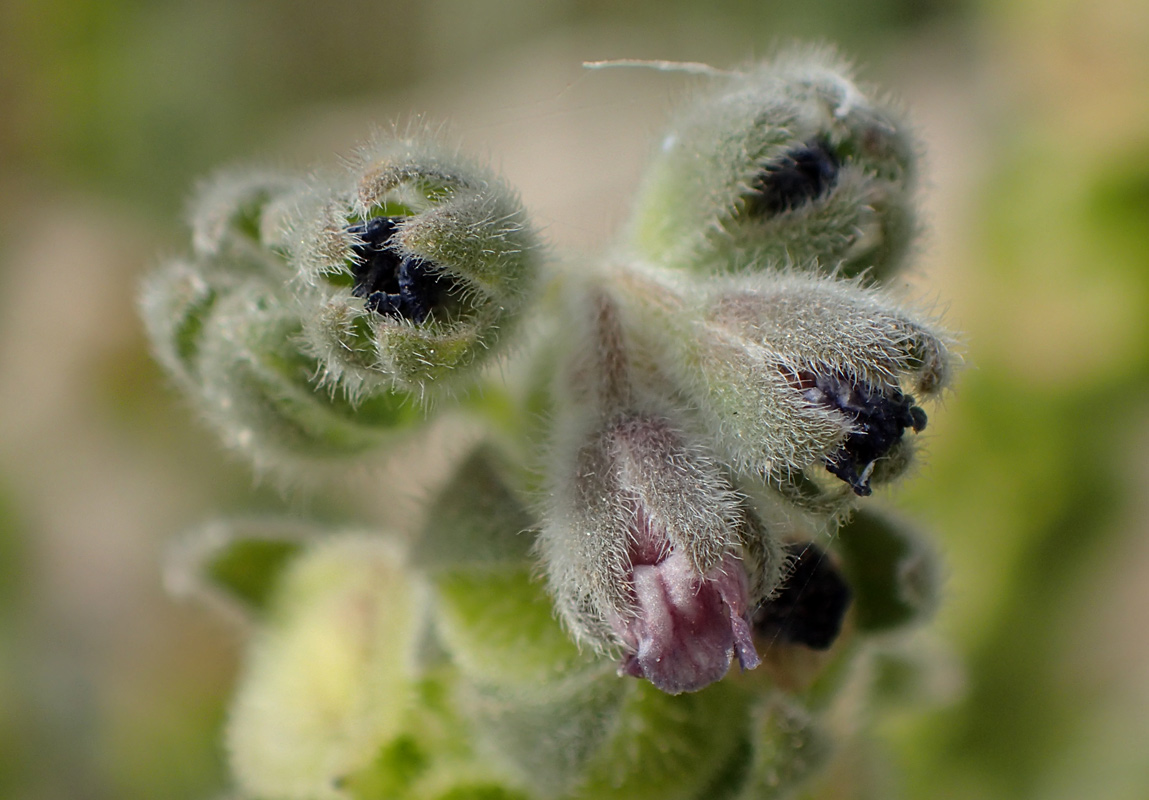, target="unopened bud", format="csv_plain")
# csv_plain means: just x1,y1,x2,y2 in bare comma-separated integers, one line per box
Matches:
289,133,541,394
627,47,919,281
626,268,951,495
540,414,785,694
